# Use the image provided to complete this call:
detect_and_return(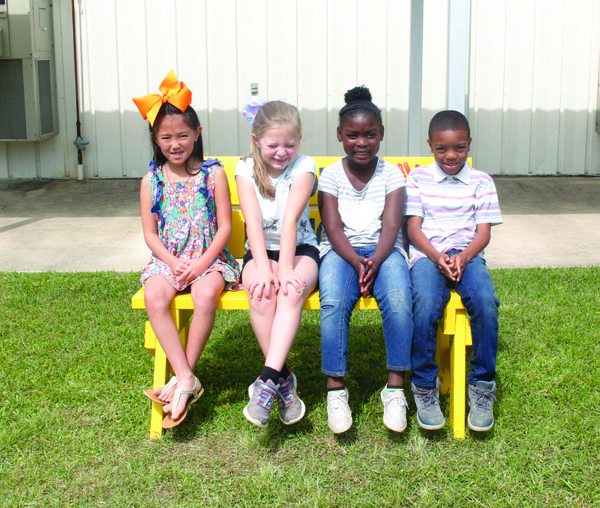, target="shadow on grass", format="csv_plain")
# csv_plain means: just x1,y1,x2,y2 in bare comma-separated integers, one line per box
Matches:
159,310,420,443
